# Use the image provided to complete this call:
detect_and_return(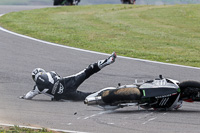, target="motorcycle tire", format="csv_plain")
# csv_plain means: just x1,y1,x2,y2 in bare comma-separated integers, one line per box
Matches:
179,80,200,101
121,0,132,4
53,0,64,5
179,80,200,90
101,87,141,104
